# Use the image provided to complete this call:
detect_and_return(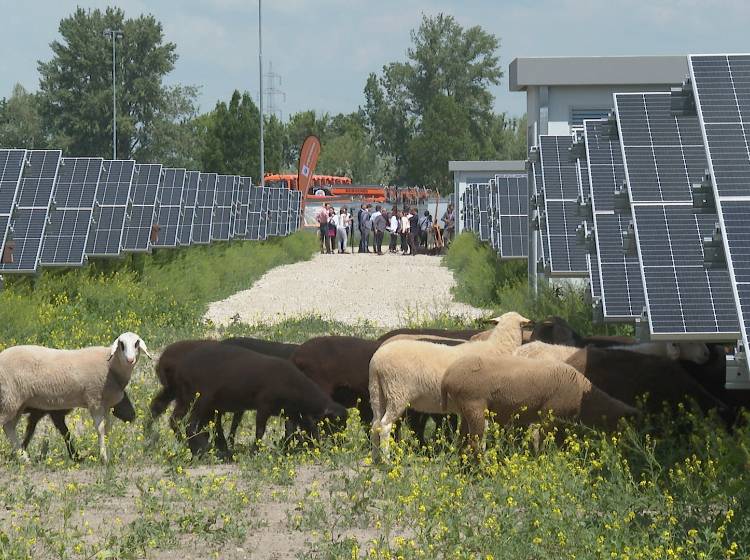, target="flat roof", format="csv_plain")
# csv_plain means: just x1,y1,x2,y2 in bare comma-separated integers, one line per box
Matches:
449,160,526,173
509,55,688,91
